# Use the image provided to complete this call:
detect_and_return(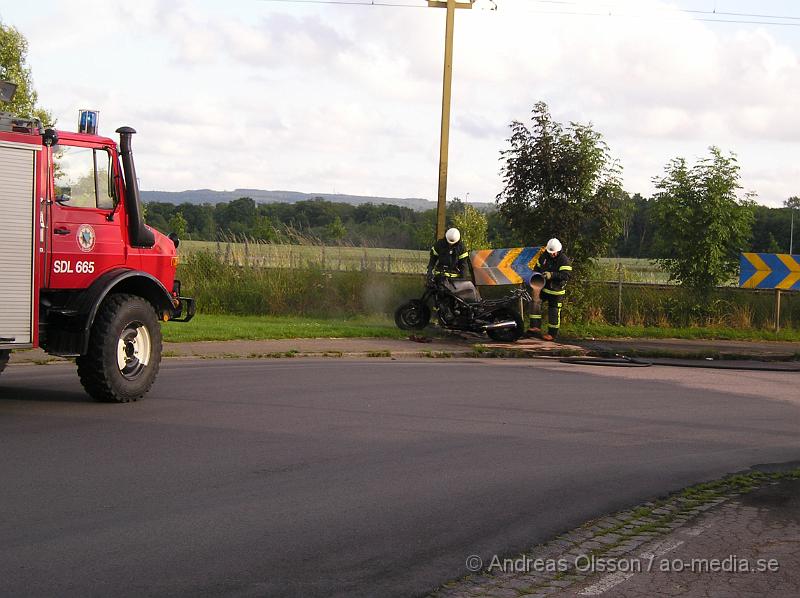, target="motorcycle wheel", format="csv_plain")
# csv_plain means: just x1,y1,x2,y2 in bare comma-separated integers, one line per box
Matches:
486,308,524,342
394,300,431,330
